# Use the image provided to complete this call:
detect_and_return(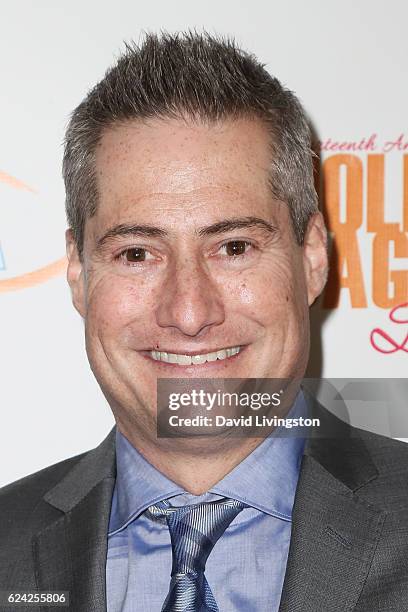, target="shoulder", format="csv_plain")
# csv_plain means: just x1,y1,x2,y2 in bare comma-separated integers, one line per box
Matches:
0,451,87,534
358,428,408,498
305,396,408,510
309,395,408,484
329,422,408,515
359,427,408,464
0,428,116,530
0,429,116,583
0,451,89,581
